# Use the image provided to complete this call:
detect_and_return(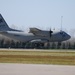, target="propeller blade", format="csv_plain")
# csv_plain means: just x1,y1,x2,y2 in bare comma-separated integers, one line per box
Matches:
49,28,53,37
